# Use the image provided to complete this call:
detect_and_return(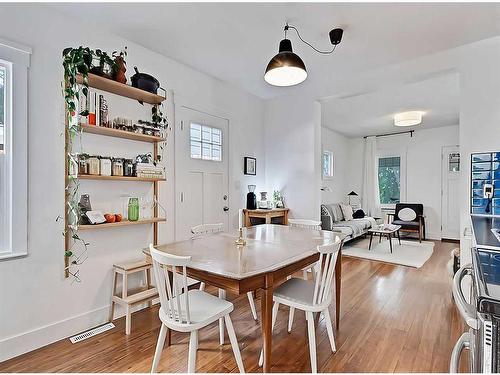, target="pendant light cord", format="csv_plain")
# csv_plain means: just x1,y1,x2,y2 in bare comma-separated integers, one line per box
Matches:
285,24,337,55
